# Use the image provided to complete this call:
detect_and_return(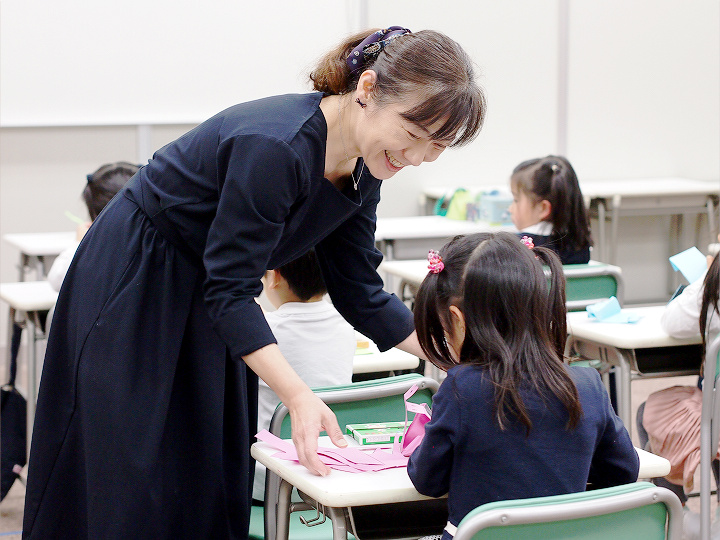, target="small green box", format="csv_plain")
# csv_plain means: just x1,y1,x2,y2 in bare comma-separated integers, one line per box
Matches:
346,422,406,445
